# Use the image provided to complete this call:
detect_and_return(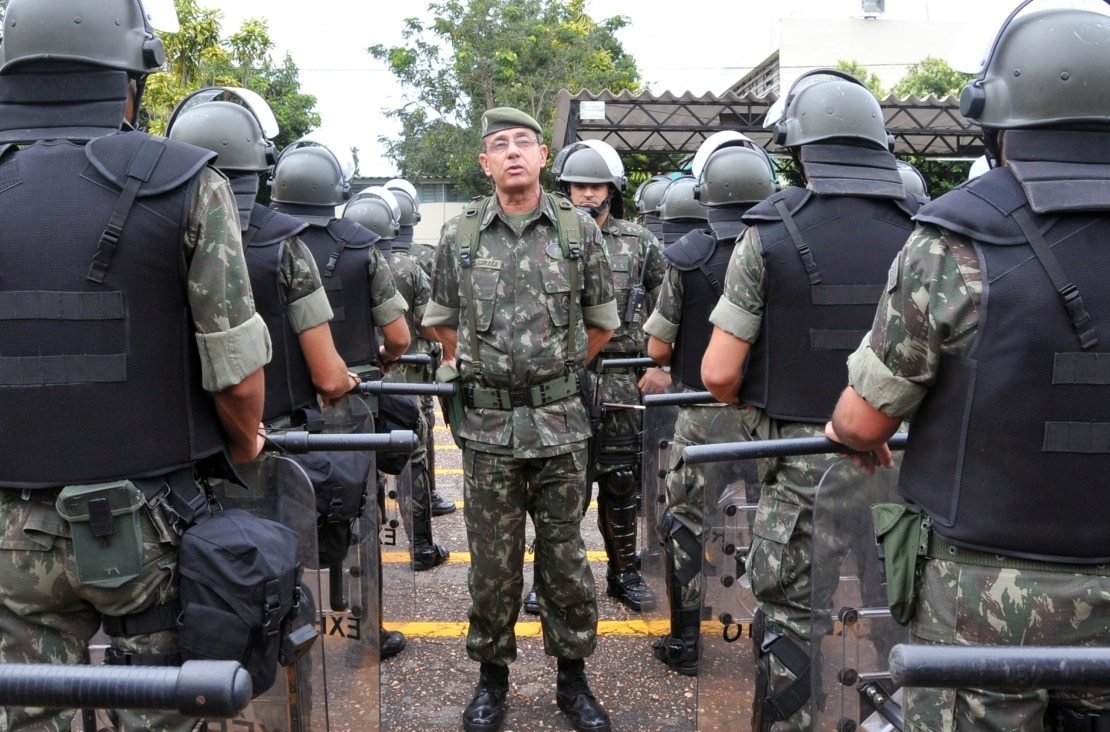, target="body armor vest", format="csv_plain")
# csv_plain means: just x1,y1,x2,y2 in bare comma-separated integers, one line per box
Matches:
393,226,414,251
664,227,736,391
601,217,651,354
244,205,316,423
903,166,1110,563
300,218,380,367
0,134,224,487
740,187,918,422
